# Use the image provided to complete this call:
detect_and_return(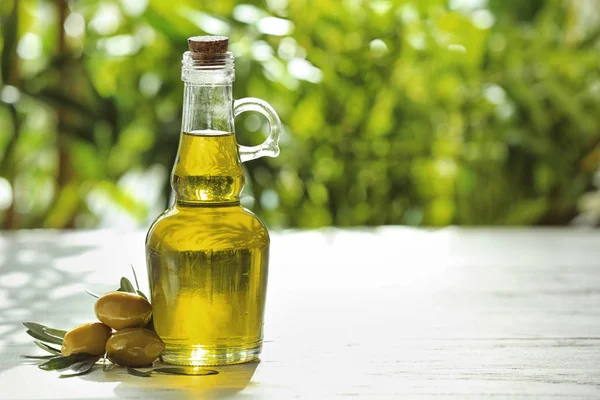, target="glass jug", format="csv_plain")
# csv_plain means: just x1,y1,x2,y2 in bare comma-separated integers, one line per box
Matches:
145,36,281,366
